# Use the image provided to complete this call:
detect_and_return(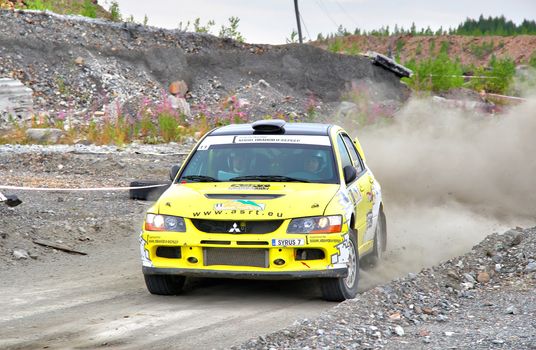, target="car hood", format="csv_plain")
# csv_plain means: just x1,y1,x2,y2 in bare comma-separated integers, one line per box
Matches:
154,182,341,220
